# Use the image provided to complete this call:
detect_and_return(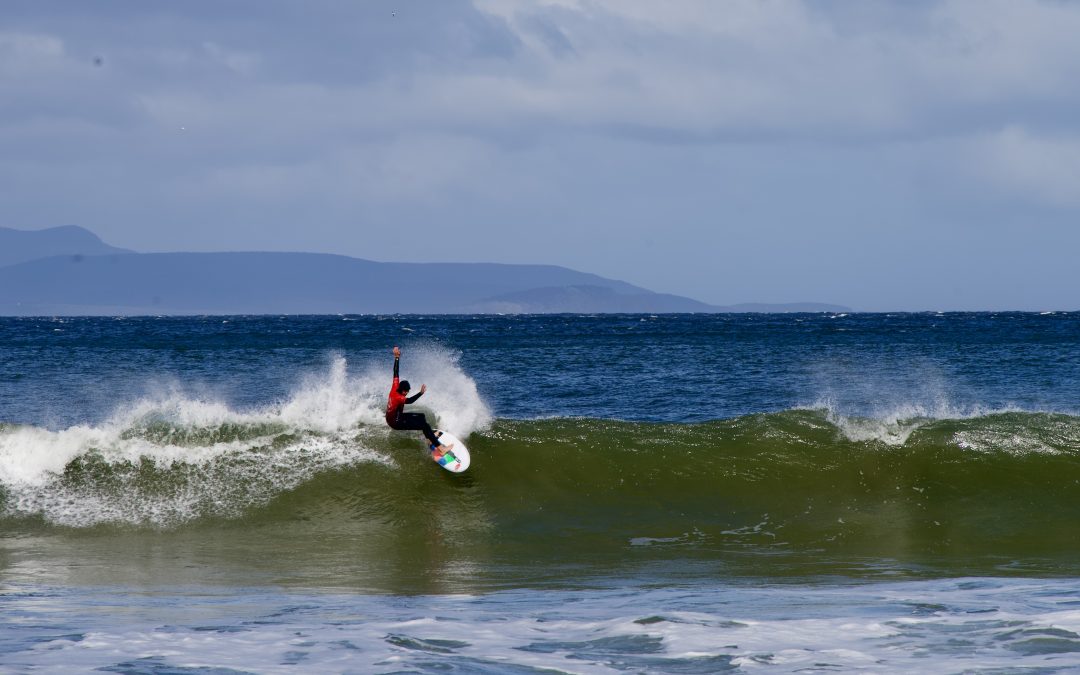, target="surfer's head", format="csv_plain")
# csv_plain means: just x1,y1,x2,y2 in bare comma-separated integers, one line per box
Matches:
397,380,411,394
